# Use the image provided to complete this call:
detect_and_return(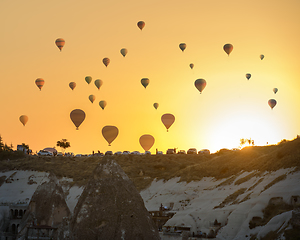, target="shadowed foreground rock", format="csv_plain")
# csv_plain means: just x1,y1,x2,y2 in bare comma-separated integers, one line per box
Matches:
71,157,160,240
